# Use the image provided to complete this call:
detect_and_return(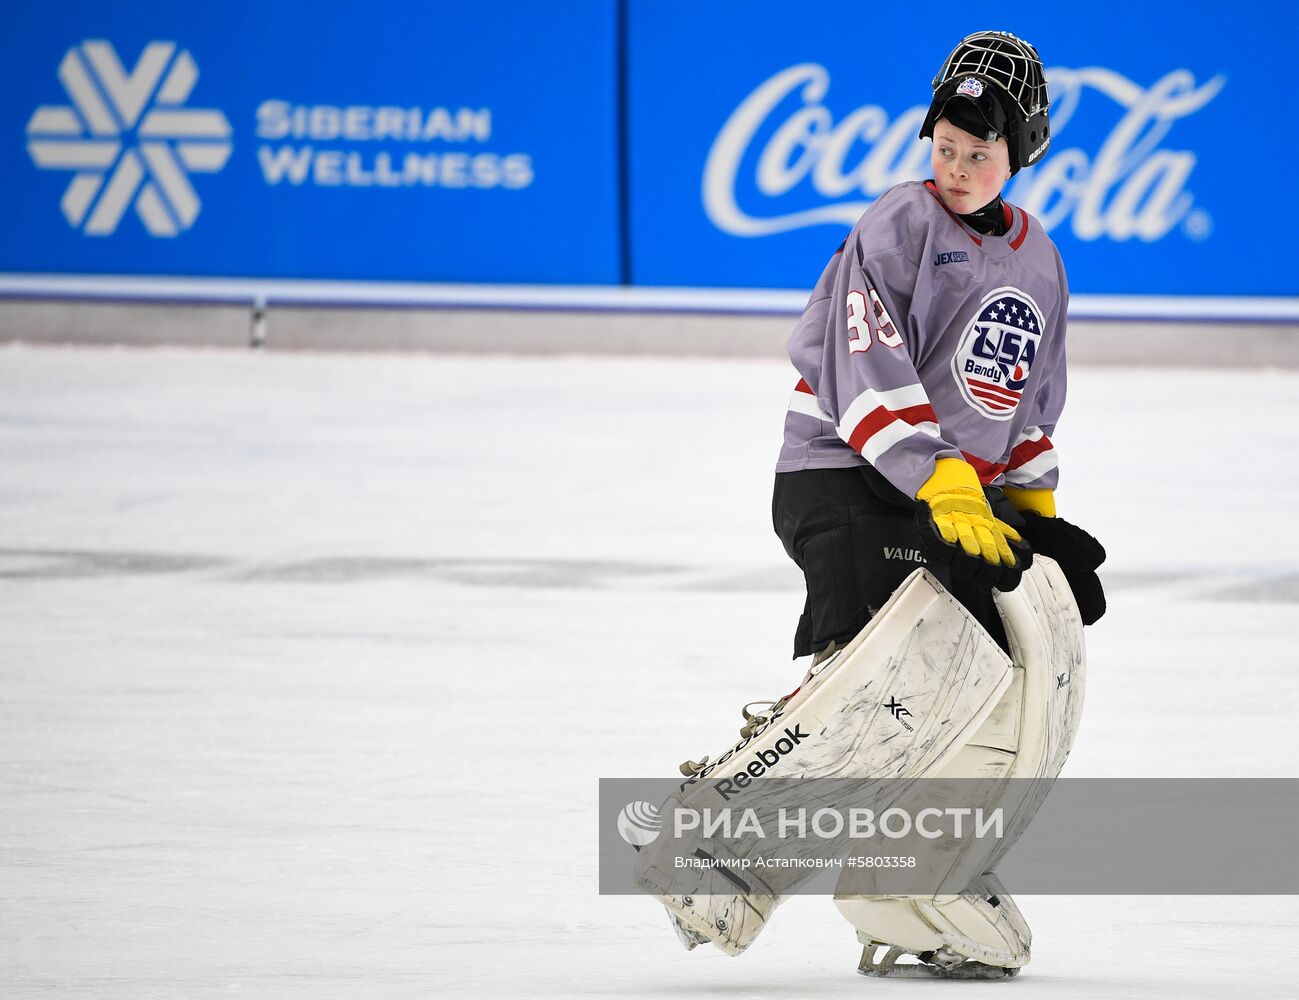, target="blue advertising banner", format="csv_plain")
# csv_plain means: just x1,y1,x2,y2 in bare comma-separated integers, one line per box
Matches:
2,2,620,284
3,1,1294,307
626,1,1294,297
